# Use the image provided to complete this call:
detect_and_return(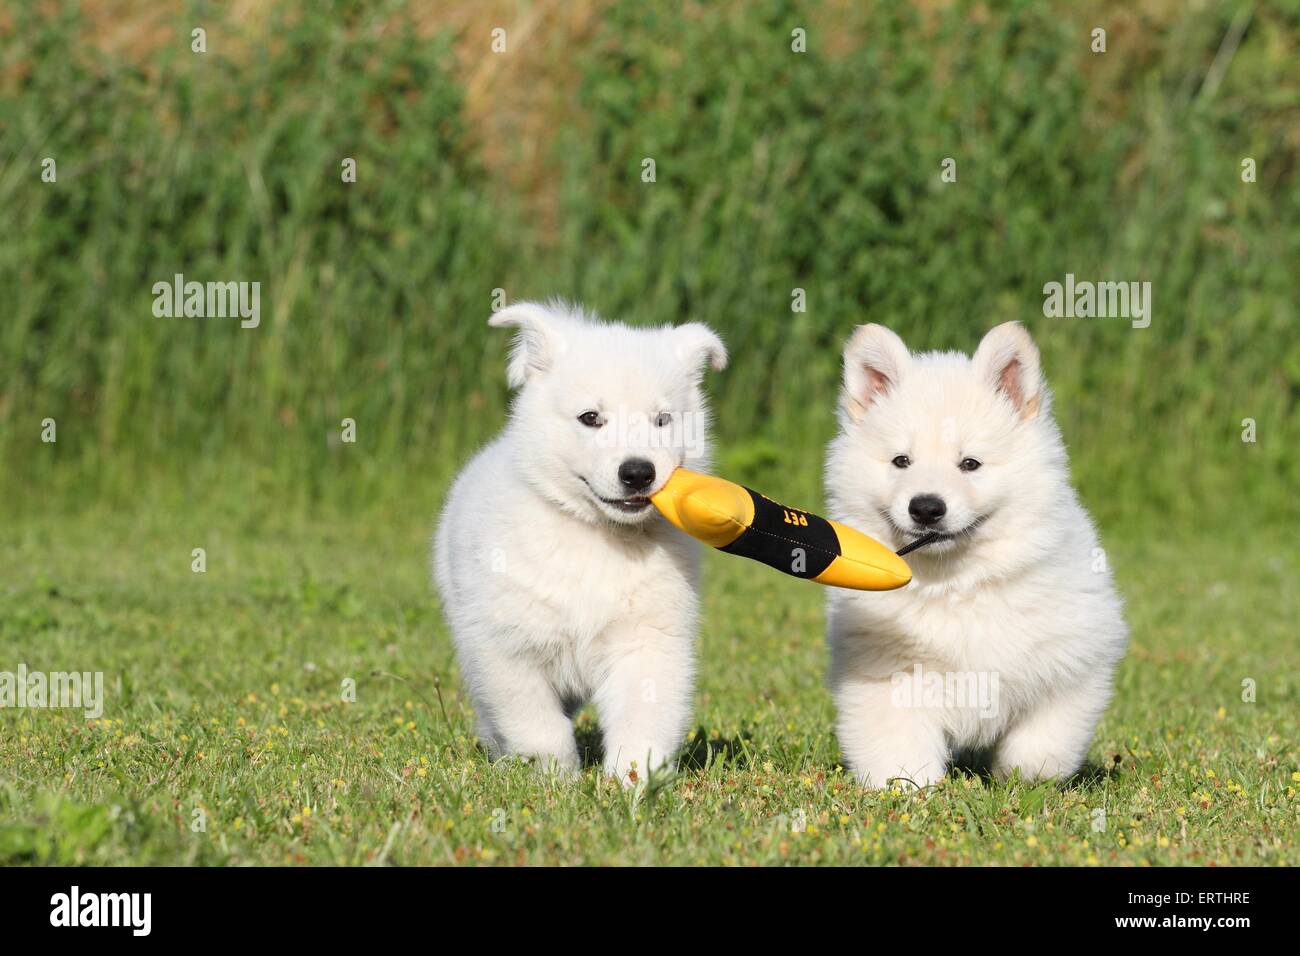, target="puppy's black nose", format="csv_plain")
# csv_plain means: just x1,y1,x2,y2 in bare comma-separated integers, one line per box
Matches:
618,458,656,493
908,494,947,526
